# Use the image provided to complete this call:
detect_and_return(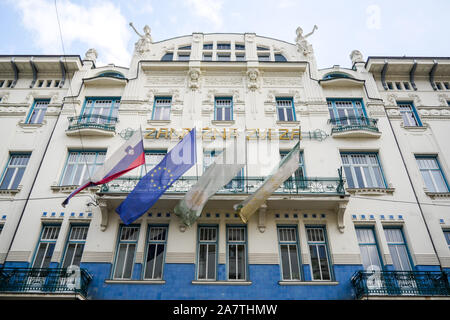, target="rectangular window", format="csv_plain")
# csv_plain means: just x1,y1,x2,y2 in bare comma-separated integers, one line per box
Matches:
62,225,89,268
276,98,295,122
398,102,422,127
235,44,245,50
277,226,301,280
415,156,449,193
341,153,386,189
144,226,167,280
203,54,212,61
258,54,270,62
403,82,411,90
32,225,61,269
306,226,331,281
235,54,245,62
0,80,5,87
356,228,383,271
227,226,247,281
203,43,213,50
197,226,218,280
152,97,172,121
178,54,190,61
113,225,139,279
387,82,393,90
0,224,3,236
327,99,366,126
54,80,60,87
395,82,402,90
383,228,412,271
217,43,231,50
60,151,106,186
0,153,31,190
217,54,230,61
26,99,50,124
80,97,120,125
214,97,233,121
444,230,450,250
444,82,449,90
